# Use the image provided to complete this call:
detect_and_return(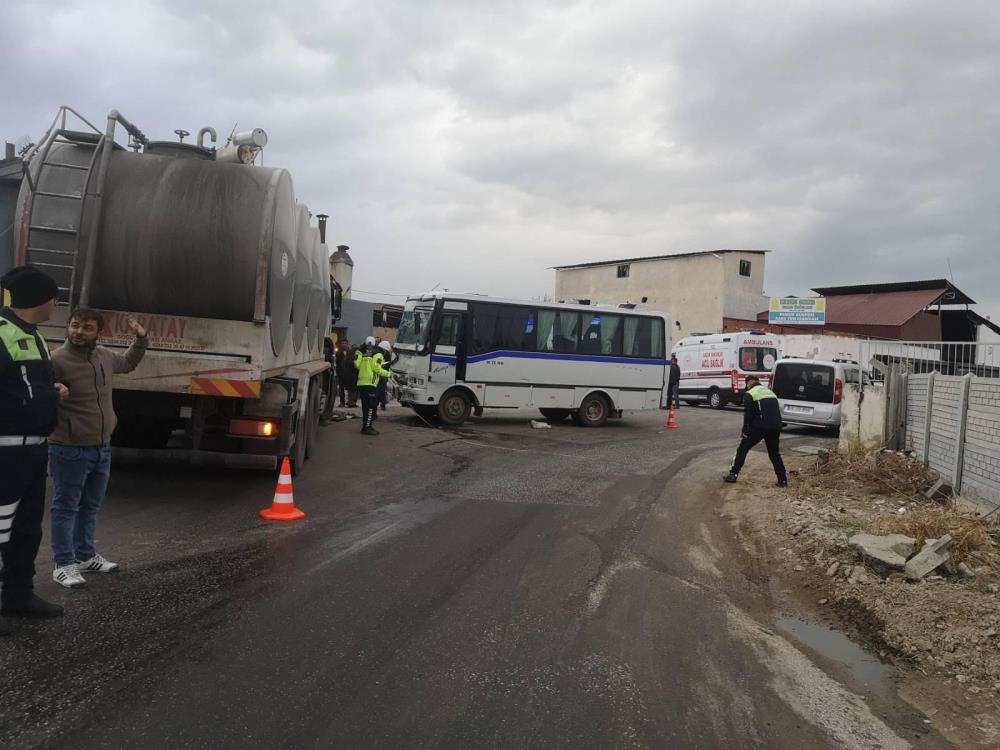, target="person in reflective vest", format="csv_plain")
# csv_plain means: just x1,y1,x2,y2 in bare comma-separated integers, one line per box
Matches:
354,336,391,436
0,266,68,628
725,374,787,487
